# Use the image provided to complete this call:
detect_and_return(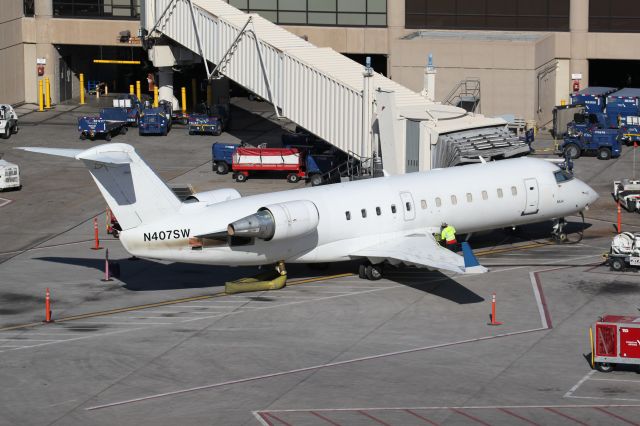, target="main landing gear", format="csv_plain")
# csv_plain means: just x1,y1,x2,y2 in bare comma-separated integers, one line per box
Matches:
551,217,567,242
358,261,383,281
